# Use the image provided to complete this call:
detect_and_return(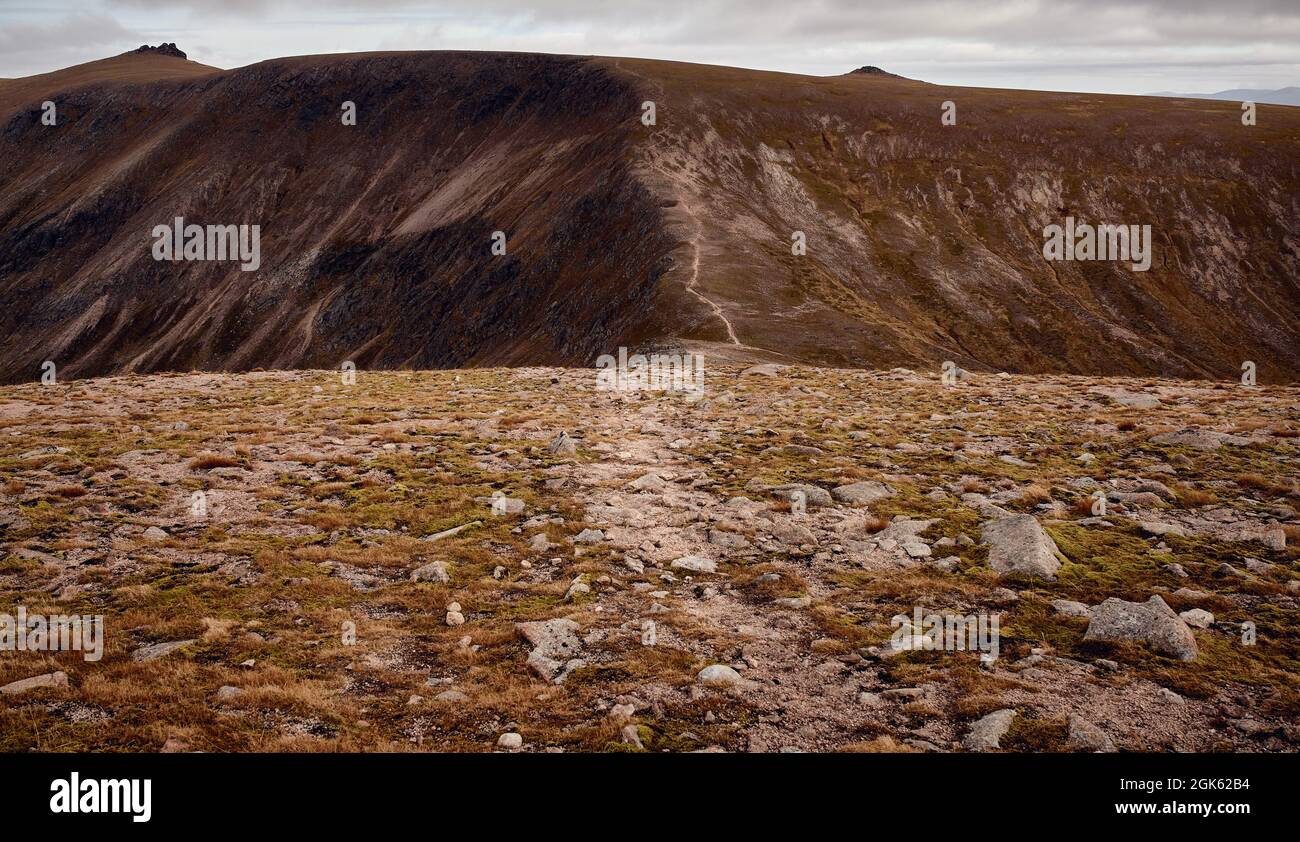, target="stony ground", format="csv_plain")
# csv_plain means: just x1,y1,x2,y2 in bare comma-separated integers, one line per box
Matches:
1,365,1297,752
